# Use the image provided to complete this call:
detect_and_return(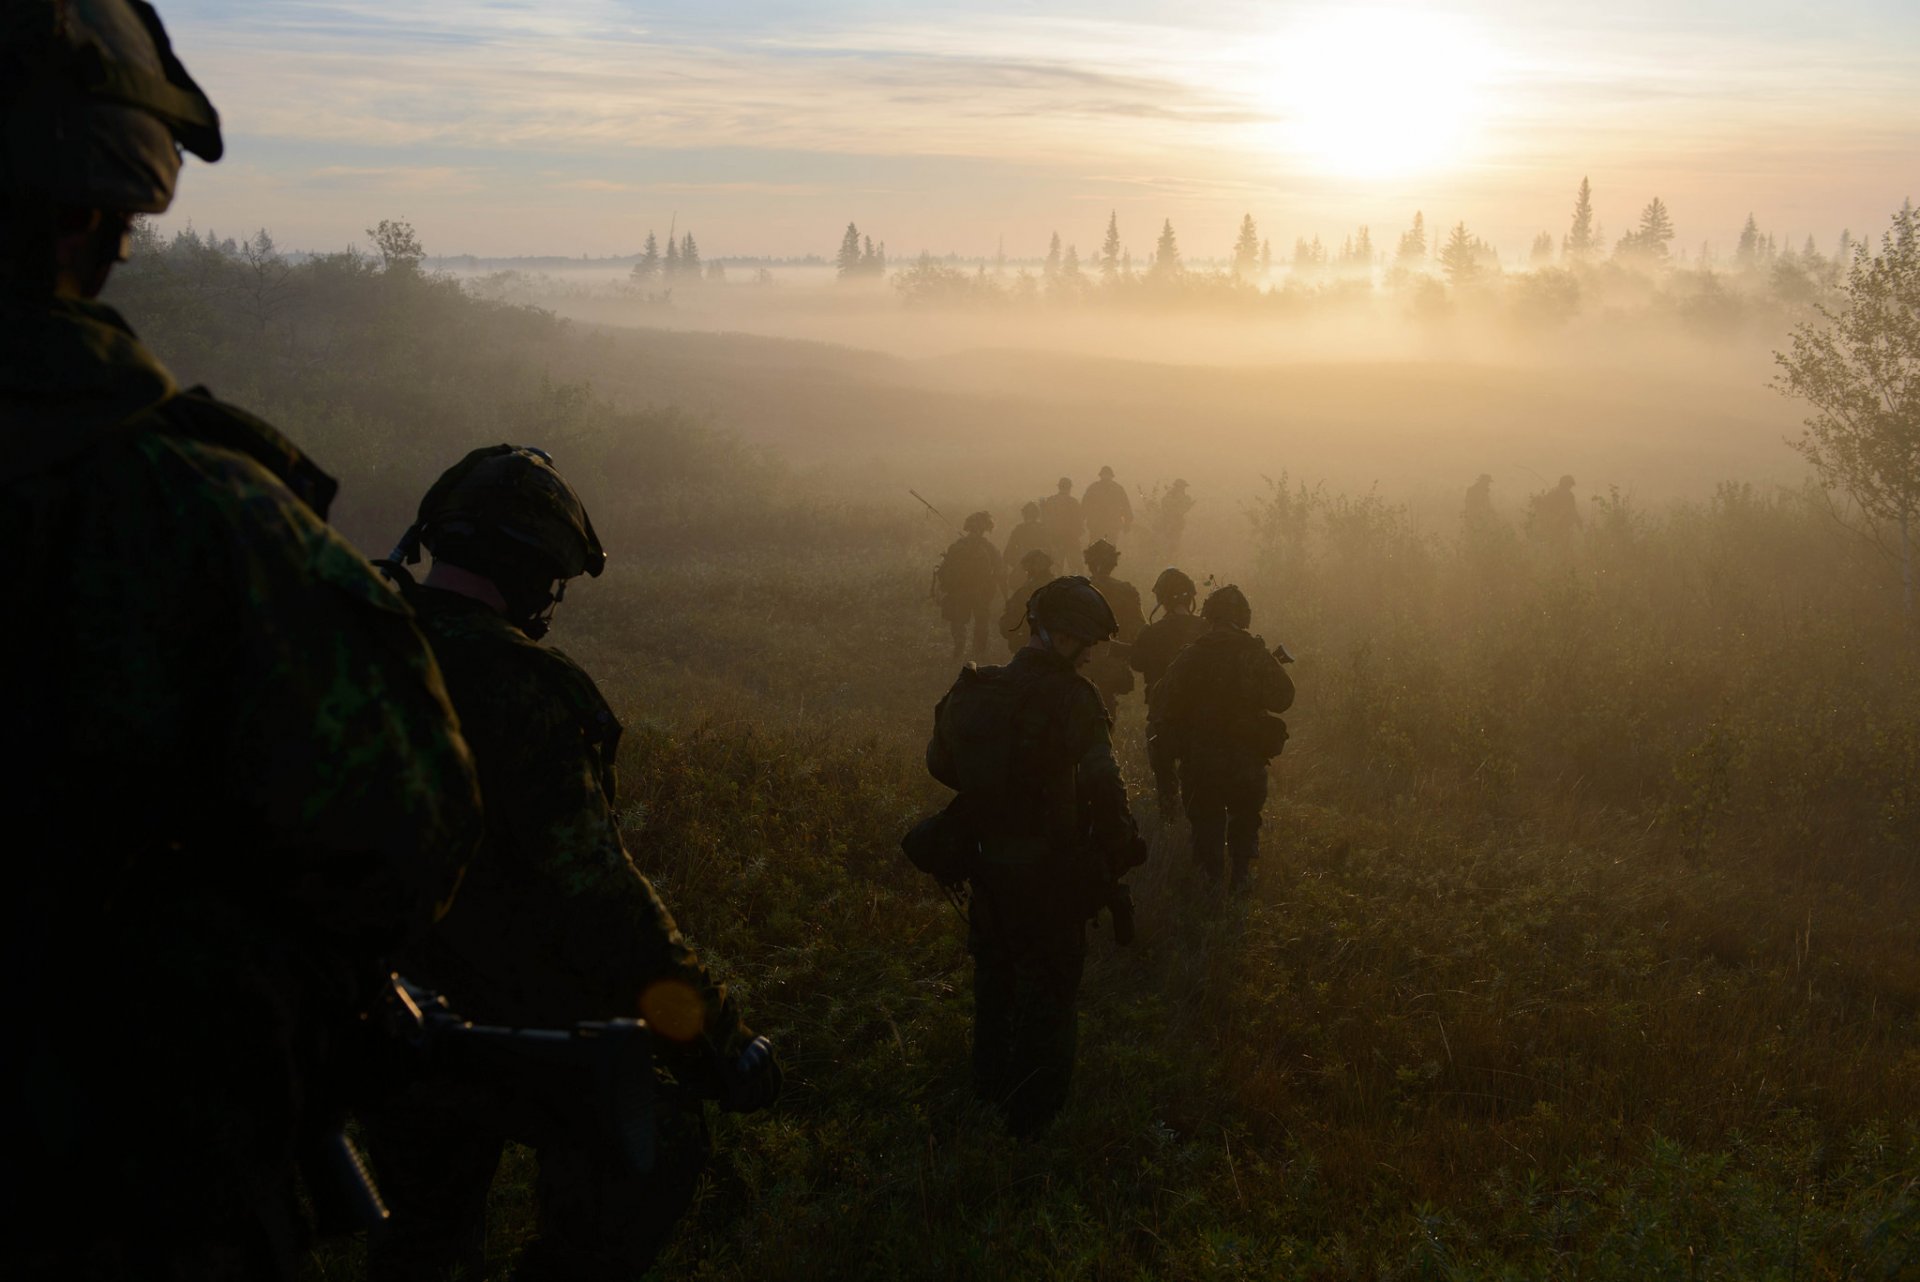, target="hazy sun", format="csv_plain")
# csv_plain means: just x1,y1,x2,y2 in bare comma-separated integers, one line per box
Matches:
1260,10,1495,180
